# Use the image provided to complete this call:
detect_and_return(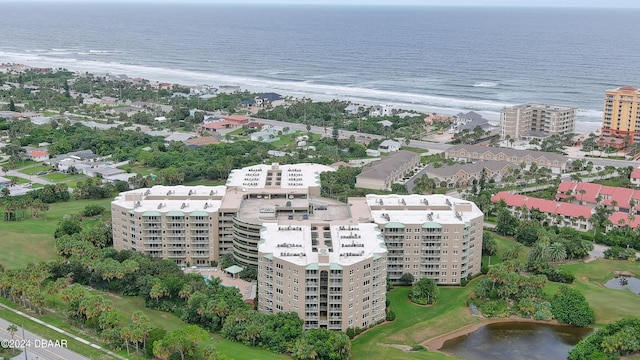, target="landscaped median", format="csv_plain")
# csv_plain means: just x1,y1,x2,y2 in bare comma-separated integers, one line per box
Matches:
0,299,123,359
